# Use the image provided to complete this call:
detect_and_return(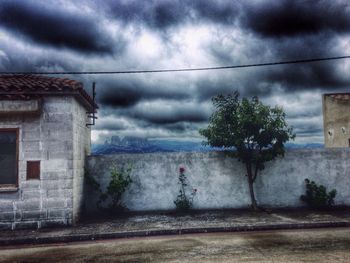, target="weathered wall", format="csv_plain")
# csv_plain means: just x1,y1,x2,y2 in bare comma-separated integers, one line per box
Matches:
0,96,91,230
323,95,350,148
85,149,350,212
72,99,91,223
